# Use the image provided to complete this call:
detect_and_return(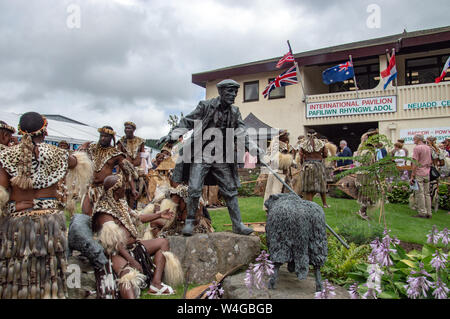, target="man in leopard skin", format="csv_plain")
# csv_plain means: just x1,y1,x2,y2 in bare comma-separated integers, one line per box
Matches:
0,112,92,299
